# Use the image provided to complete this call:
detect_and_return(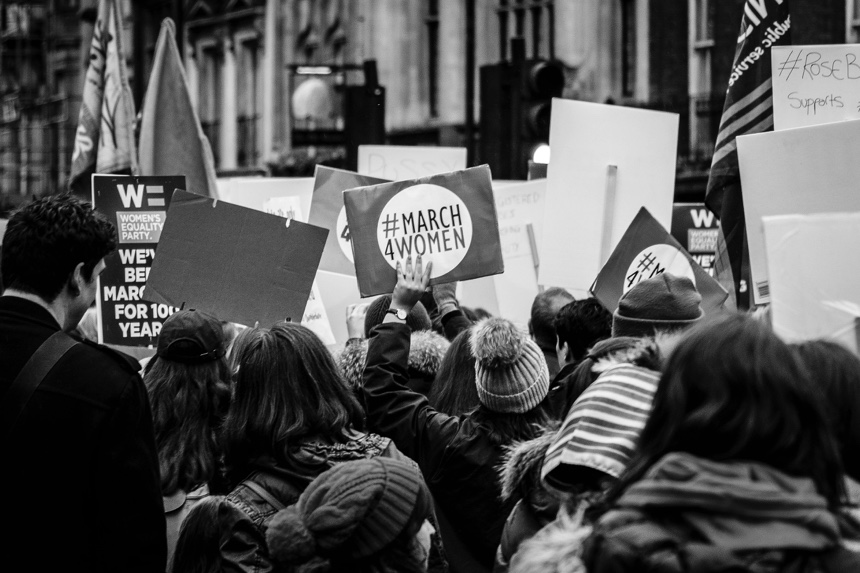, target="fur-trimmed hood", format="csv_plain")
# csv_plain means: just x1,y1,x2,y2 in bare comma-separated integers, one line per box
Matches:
336,330,450,390
590,337,662,375
497,424,560,503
